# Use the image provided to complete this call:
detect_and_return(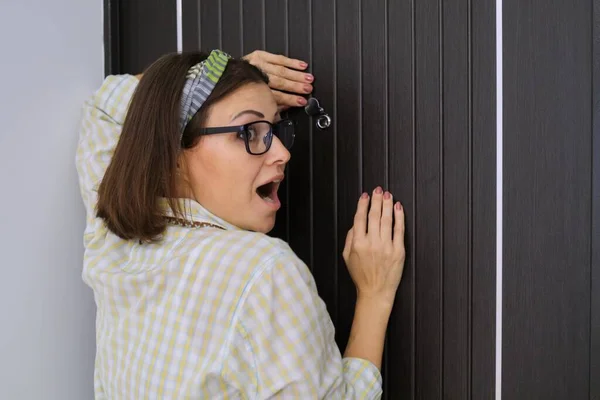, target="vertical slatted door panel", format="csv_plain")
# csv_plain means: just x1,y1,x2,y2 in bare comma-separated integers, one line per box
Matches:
241,0,264,55
221,0,242,57
334,0,363,363
593,1,600,397
387,0,416,397
285,0,313,267
182,0,219,51
442,0,472,398
503,0,592,398
470,0,497,398
310,0,338,326
359,0,391,395
116,0,177,73
414,0,443,397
